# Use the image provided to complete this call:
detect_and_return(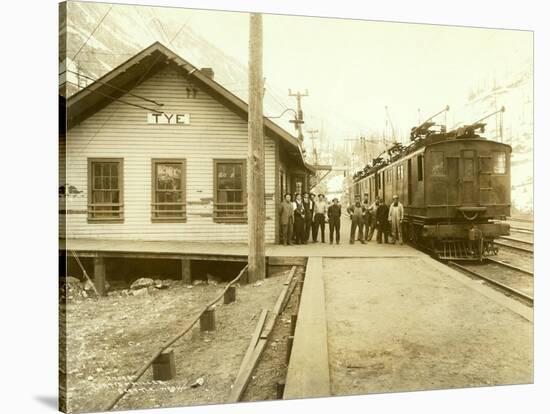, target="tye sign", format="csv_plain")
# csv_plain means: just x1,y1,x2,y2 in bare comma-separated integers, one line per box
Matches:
147,112,191,125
